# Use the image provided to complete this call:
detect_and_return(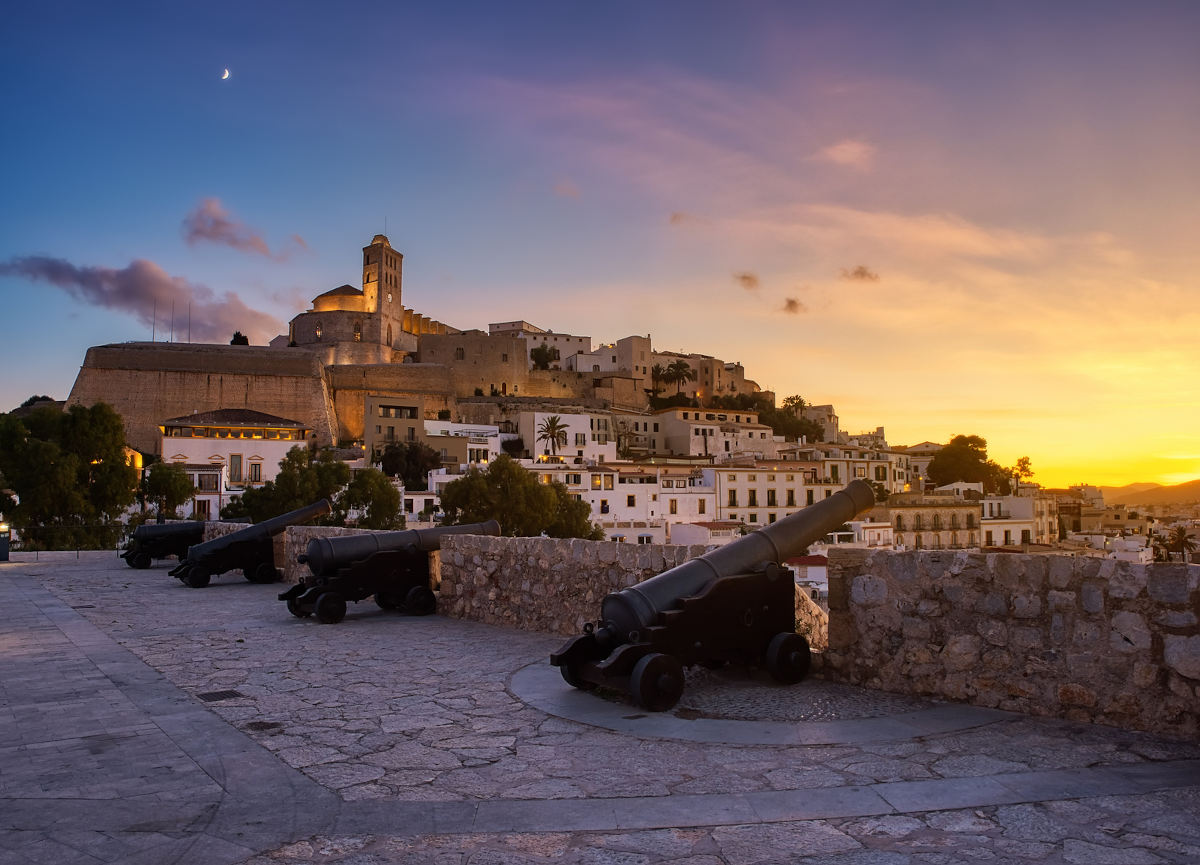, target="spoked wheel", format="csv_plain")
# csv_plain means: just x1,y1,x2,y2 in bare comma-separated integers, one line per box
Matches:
559,661,597,691
374,592,400,610
629,652,685,712
185,566,211,588
314,592,347,624
131,552,152,569
403,585,436,616
286,597,310,618
247,562,280,584
765,632,811,684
